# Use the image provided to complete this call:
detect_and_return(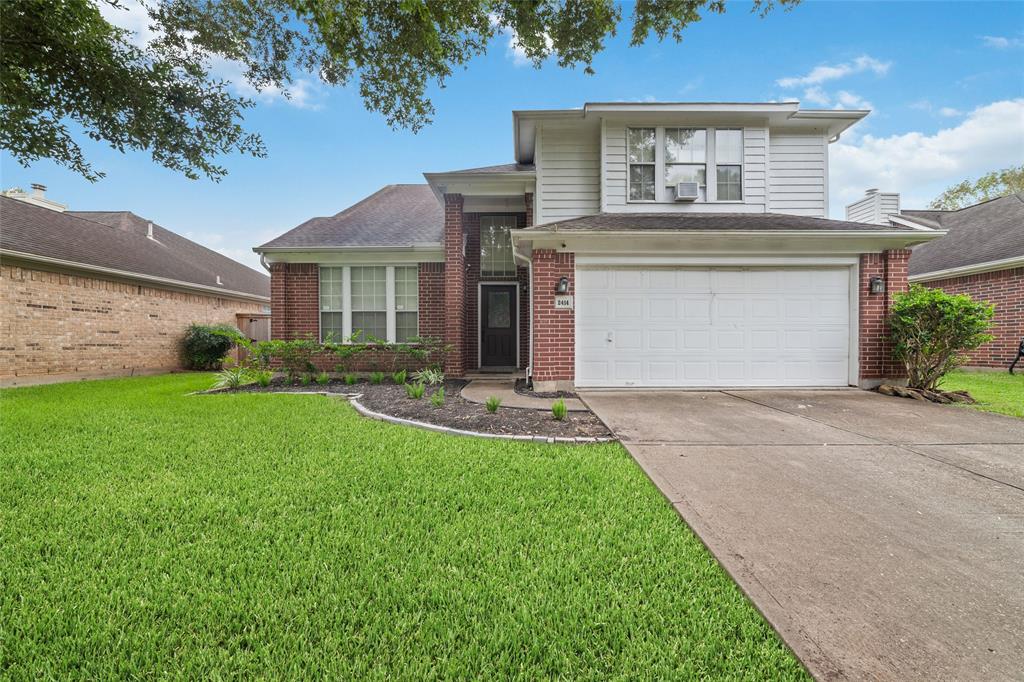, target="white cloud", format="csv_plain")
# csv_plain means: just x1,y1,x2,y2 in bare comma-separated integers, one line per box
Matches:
834,90,872,110
938,107,963,117
802,86,831,106
505,29,553,67
99,0,320,109
829,99,1024,216
981,35,1023,49
777,55,891,88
